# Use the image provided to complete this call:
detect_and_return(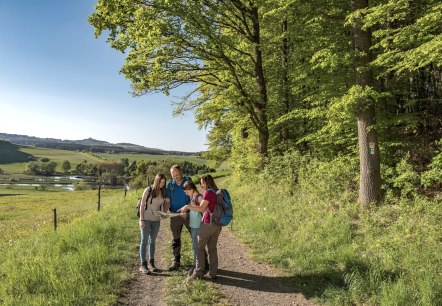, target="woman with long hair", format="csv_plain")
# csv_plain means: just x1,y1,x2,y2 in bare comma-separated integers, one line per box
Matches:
181,174,221,280
139,173,167,274
182,180,203,276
